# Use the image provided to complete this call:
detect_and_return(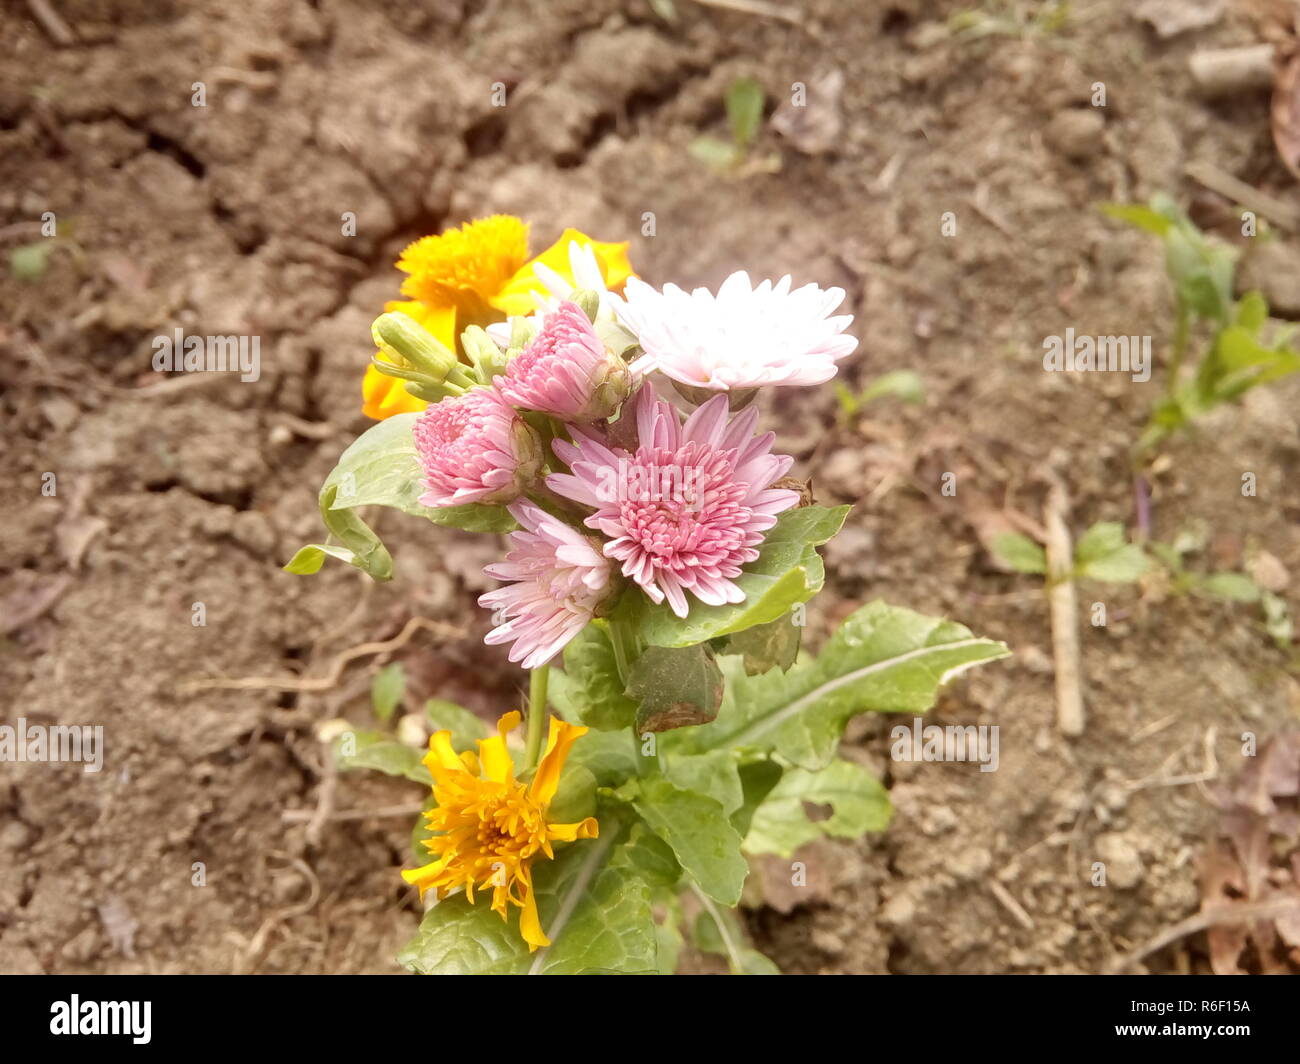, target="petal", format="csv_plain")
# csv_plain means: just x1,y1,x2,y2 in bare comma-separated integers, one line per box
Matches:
518,878,550,952
529,717,589,805
547,817,599,843
422,730,466,780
